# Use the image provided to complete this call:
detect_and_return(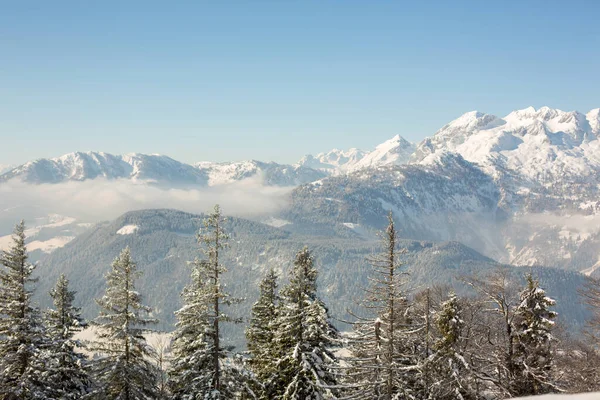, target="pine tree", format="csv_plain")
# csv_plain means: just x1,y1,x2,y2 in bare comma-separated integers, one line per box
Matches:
168,205,249,399
271,247,339,400
245,269,279,396
345,213,415,400
428,292,477,400
169,259,216,398
0,221,48,399
87,247,159,400
42,274,91,398
511,274,558,395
